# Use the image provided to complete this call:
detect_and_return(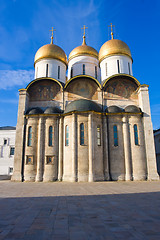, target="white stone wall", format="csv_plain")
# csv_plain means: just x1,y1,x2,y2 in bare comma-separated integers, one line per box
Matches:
100,55,133,83
68,56,100,82
108,115,125,180
43,117,59,181
0,129,16,175
138,85,159,180
35,59,67,83
24,117,38,181
129,115,147,180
